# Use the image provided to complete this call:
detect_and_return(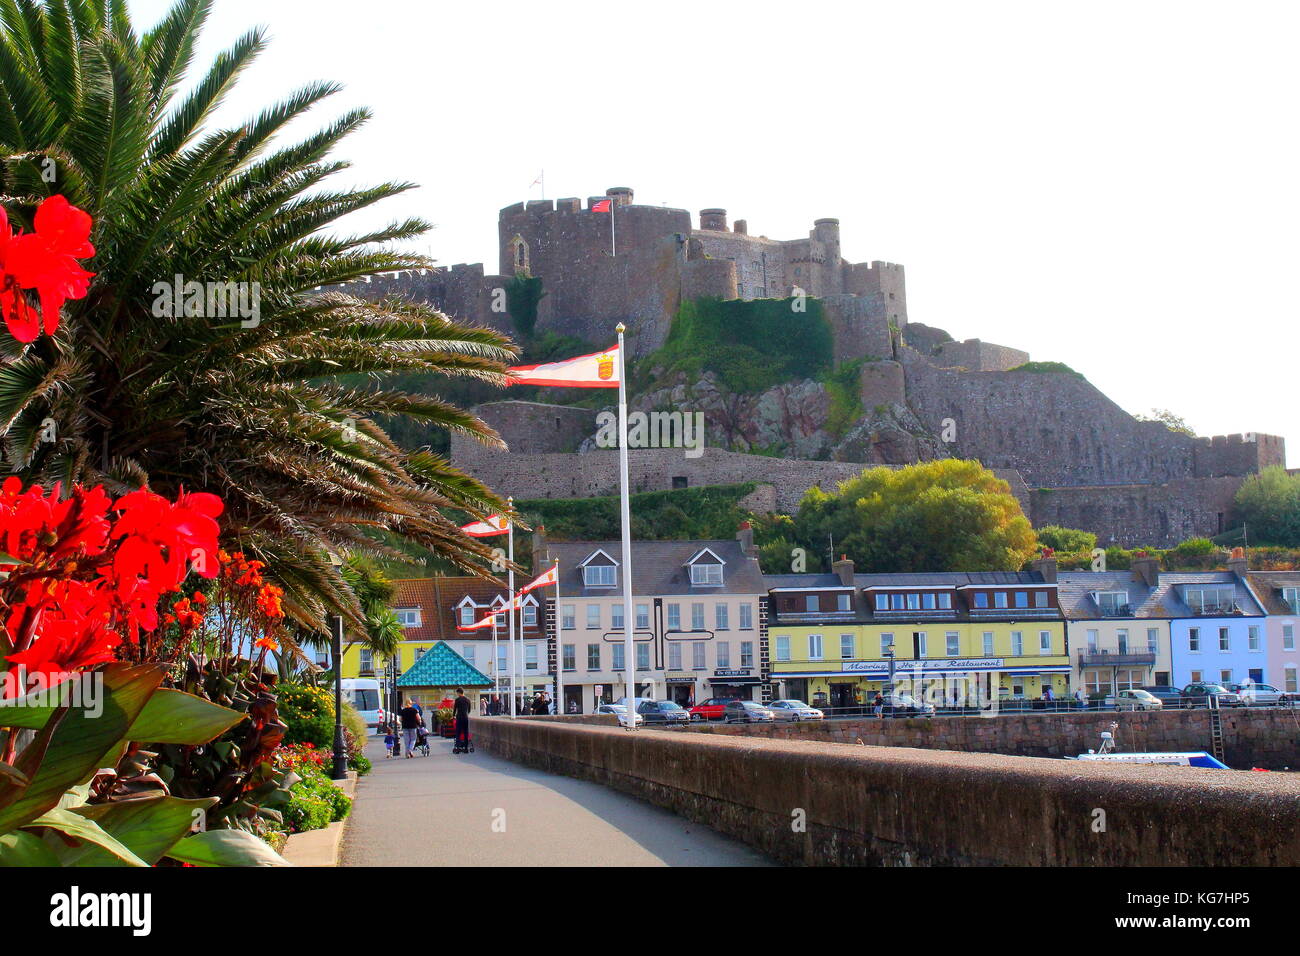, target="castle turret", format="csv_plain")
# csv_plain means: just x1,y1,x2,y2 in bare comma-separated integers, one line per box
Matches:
606,186,634,207
814,217,841,245
700,208,727,231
